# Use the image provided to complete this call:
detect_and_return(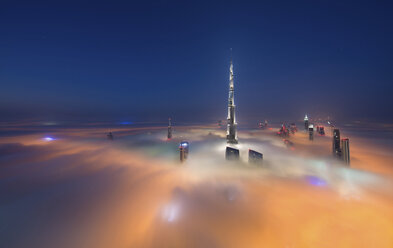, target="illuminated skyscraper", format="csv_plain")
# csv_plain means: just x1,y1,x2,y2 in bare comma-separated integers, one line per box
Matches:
179,141,189,162
167,118,172,139
226,52,238,144
304,114,309,130
341,138,350,165
332,129,341,157
308,124,314,140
